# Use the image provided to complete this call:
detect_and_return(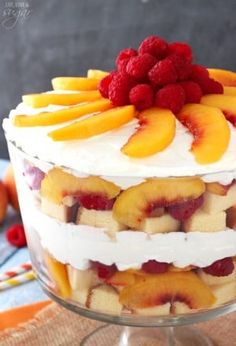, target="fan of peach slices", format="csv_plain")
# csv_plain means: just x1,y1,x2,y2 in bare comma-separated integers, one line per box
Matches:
13,66,236,165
